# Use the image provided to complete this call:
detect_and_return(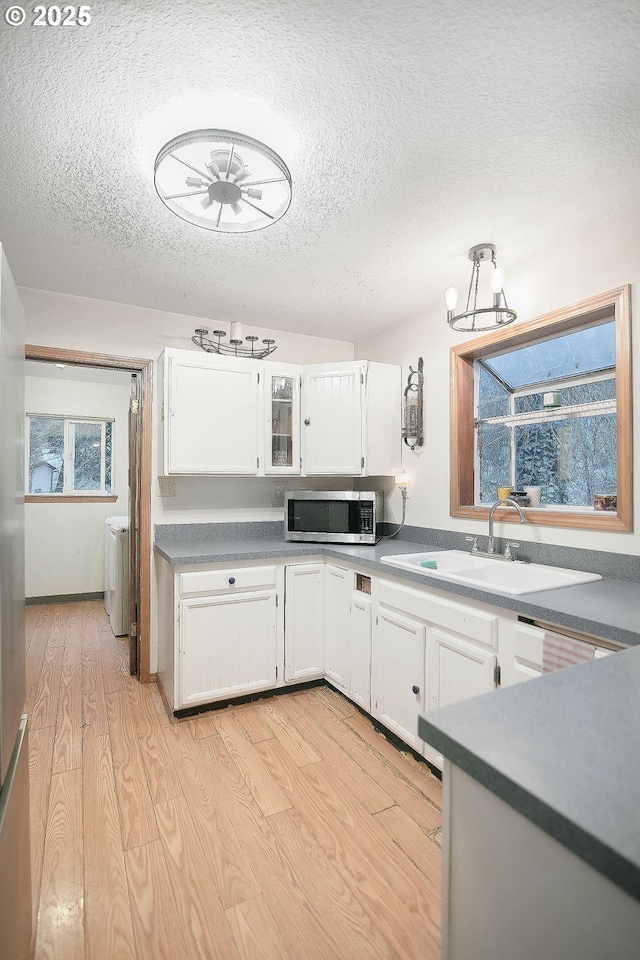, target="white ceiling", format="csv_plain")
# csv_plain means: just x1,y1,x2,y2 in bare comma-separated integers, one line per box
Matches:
1,0,639,343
